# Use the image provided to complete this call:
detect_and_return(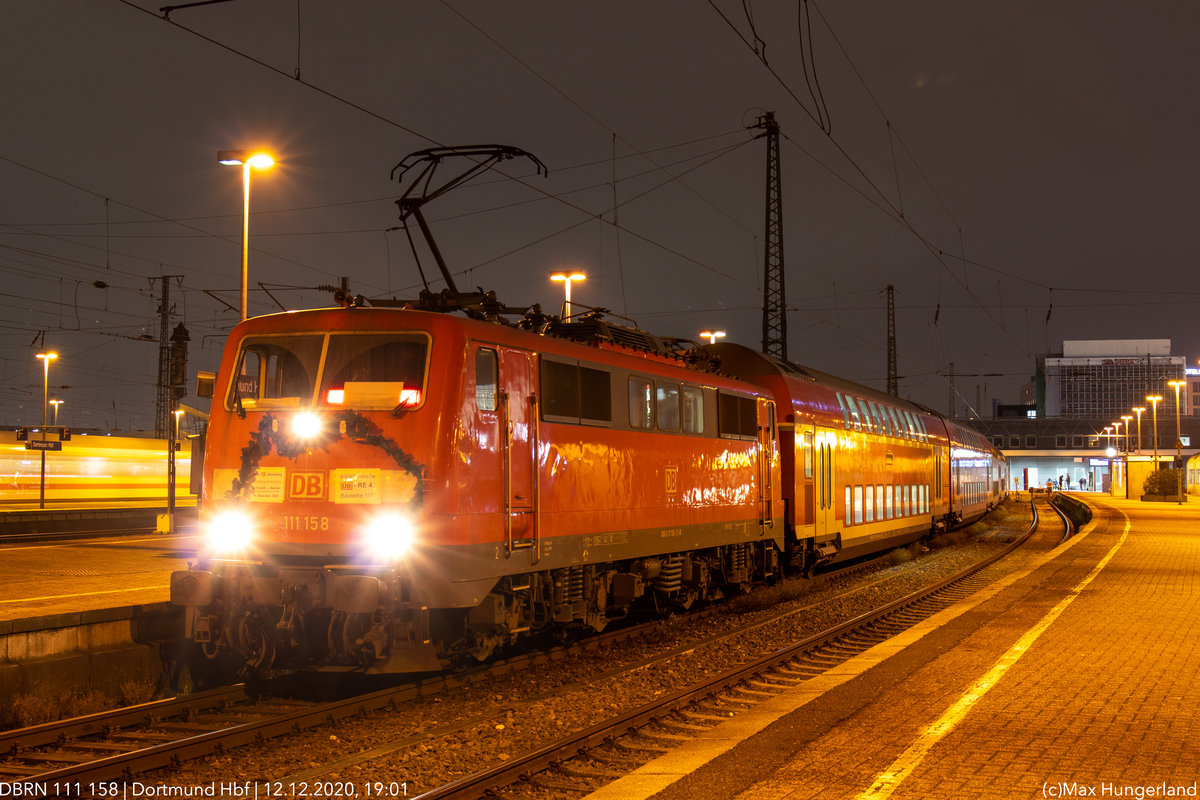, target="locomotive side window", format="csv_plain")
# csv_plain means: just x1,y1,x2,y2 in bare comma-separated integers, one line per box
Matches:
542,360,580,419
656,383,680,431
629,377,653,429
541,359,613,425
579,367,612,424
681,386,704,434
717,392,757,439
475,348,498,411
